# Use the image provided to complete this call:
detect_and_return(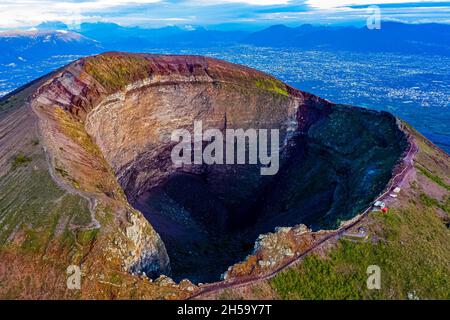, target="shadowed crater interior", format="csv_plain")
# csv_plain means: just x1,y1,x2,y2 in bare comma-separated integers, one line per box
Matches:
132,106,407,283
